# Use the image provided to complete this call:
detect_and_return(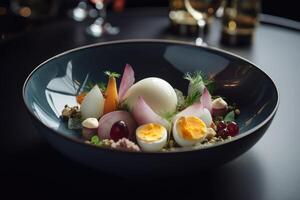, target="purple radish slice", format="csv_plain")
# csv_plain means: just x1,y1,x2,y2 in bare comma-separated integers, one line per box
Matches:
132,96,170,130
174,102,212,127
200,88,212,113
118,64,135,103
174,102,203,121
98,111,137,140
